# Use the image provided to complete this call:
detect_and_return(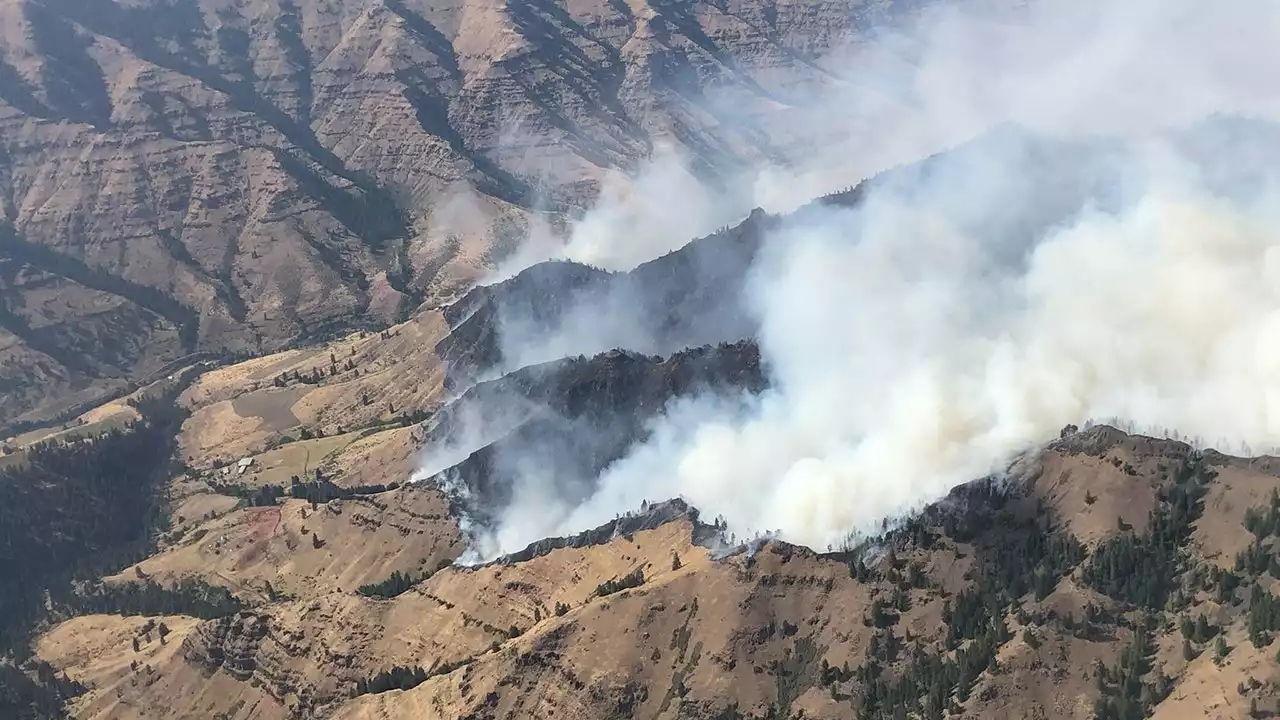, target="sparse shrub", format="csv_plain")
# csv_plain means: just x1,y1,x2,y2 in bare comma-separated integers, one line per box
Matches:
1022,628,1041,649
